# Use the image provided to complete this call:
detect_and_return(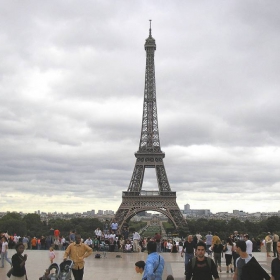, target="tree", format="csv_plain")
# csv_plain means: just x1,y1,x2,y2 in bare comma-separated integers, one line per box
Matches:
0,213,26,236
23,214,44,237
